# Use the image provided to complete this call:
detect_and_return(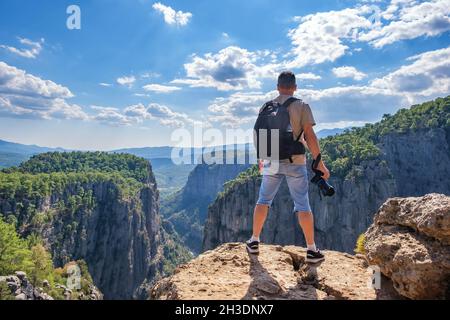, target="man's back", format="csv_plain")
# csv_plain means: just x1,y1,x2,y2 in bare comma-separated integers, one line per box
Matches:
261,94,316,165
